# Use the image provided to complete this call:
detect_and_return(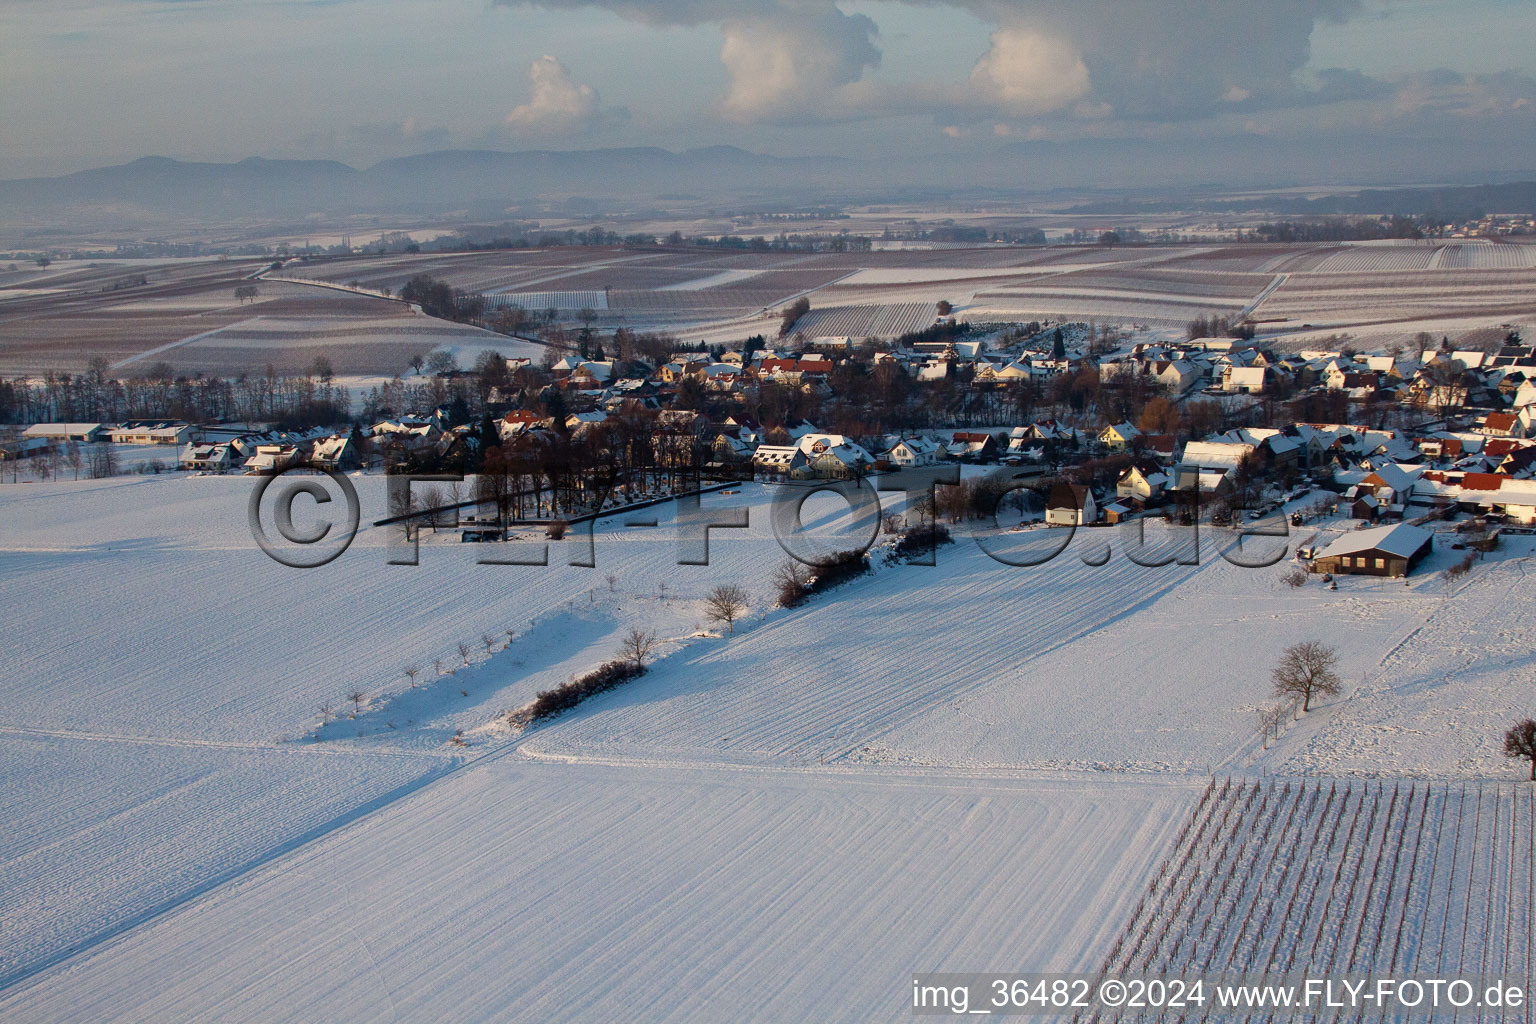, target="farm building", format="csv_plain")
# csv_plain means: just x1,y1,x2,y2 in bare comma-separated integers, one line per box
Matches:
1311,523,1433,577
1045,483,1098,527
106,421,194,445
24,423,104,443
